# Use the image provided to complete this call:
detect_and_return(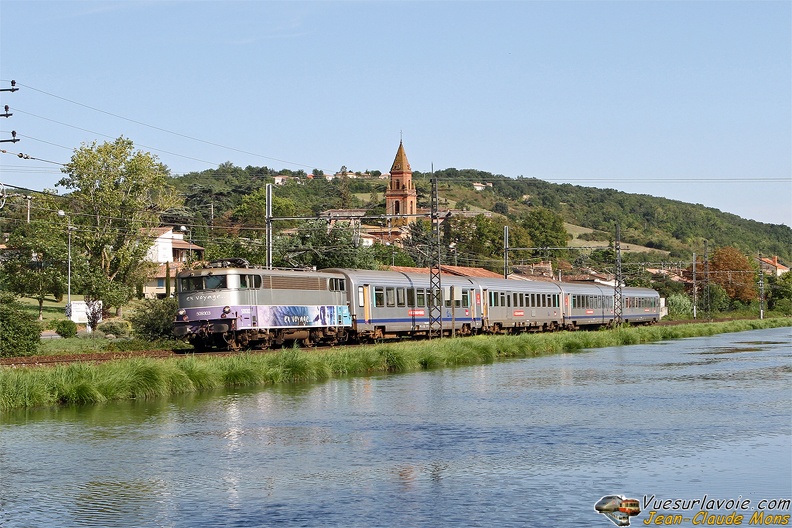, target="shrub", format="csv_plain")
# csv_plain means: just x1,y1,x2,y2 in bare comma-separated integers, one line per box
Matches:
53,319,78,339
0,293,42,357
667,293,693,318
128,298,179,341
98,320,131,337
